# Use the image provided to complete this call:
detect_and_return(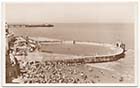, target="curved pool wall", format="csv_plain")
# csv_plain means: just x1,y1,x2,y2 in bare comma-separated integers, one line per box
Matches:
38,40,125,64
